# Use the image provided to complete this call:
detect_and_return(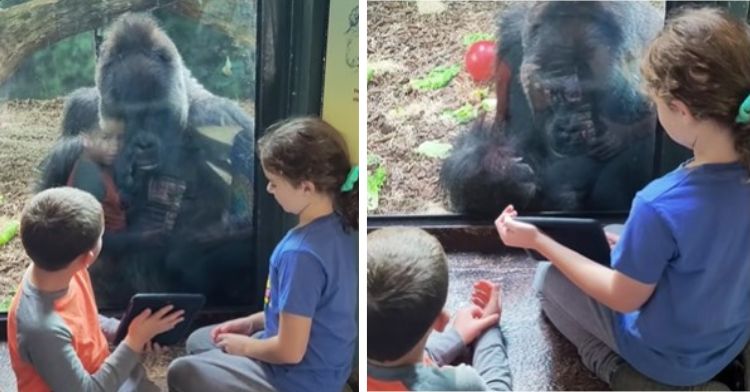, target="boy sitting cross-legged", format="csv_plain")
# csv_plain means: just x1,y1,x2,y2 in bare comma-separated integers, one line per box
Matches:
367,227,512,391
7,187,184,392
